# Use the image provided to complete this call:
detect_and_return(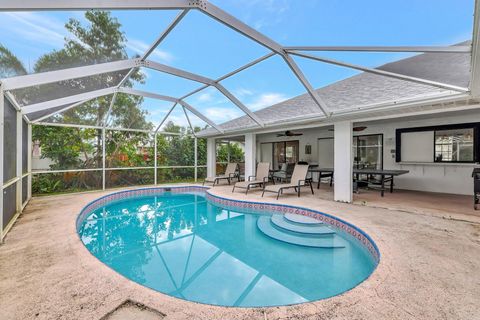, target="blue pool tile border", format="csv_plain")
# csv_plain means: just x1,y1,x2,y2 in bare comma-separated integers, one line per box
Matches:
76,185,380,264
